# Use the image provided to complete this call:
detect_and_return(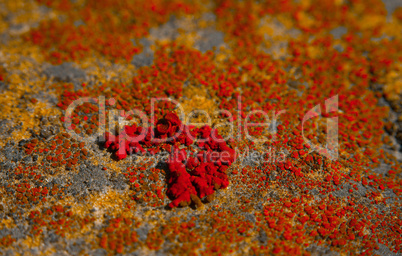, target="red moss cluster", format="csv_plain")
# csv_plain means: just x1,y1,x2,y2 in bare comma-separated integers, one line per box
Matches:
166,127,236,208
103,112,236,207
